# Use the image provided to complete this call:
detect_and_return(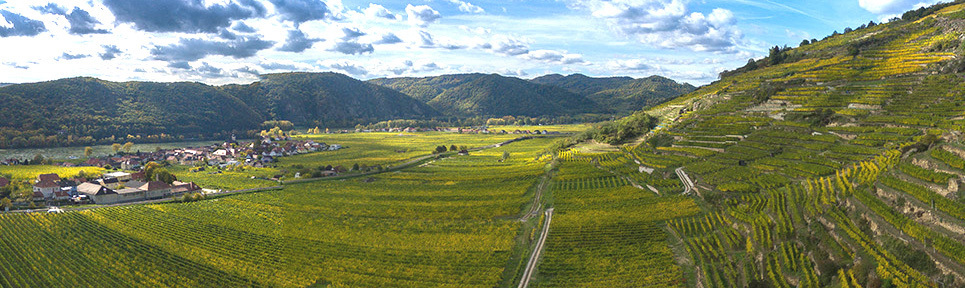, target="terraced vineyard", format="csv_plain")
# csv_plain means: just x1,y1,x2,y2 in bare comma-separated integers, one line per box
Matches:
610,2,965,287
